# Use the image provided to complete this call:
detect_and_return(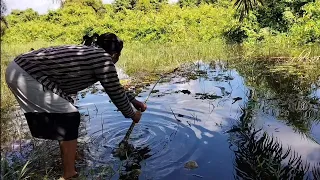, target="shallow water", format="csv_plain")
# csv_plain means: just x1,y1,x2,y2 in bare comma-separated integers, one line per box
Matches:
75,60,320,179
